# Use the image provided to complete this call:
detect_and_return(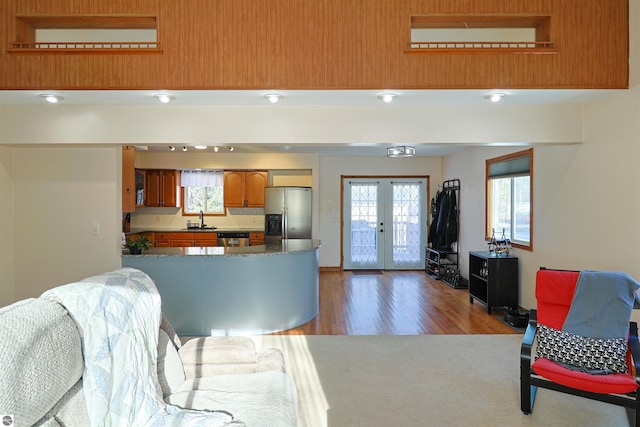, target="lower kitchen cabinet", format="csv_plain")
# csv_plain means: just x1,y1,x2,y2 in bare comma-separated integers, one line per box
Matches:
170,232,195,247
193,233,218,247
250,232,265,245
468,251,518,314
154,232,171,247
